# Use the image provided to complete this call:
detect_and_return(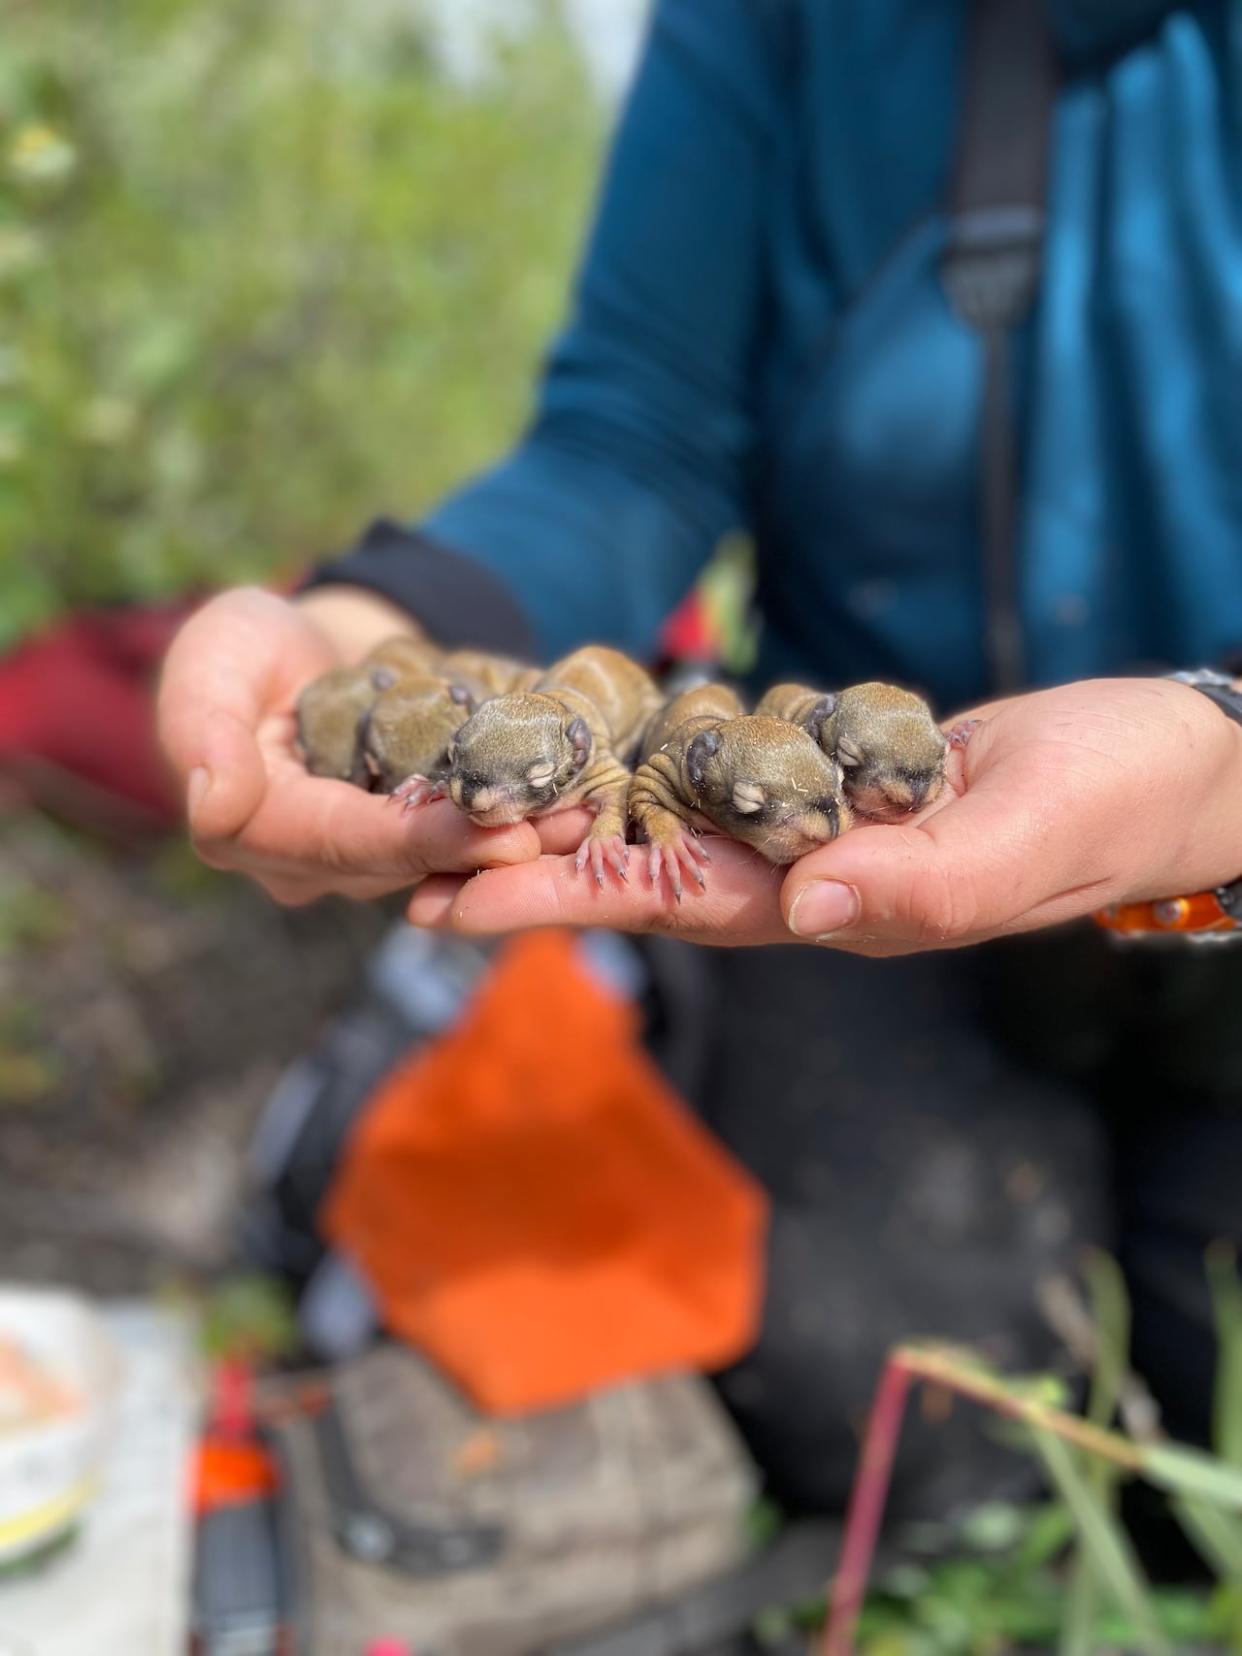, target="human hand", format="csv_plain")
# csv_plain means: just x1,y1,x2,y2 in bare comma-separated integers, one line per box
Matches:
158,585,585,904
406,678,1242,955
